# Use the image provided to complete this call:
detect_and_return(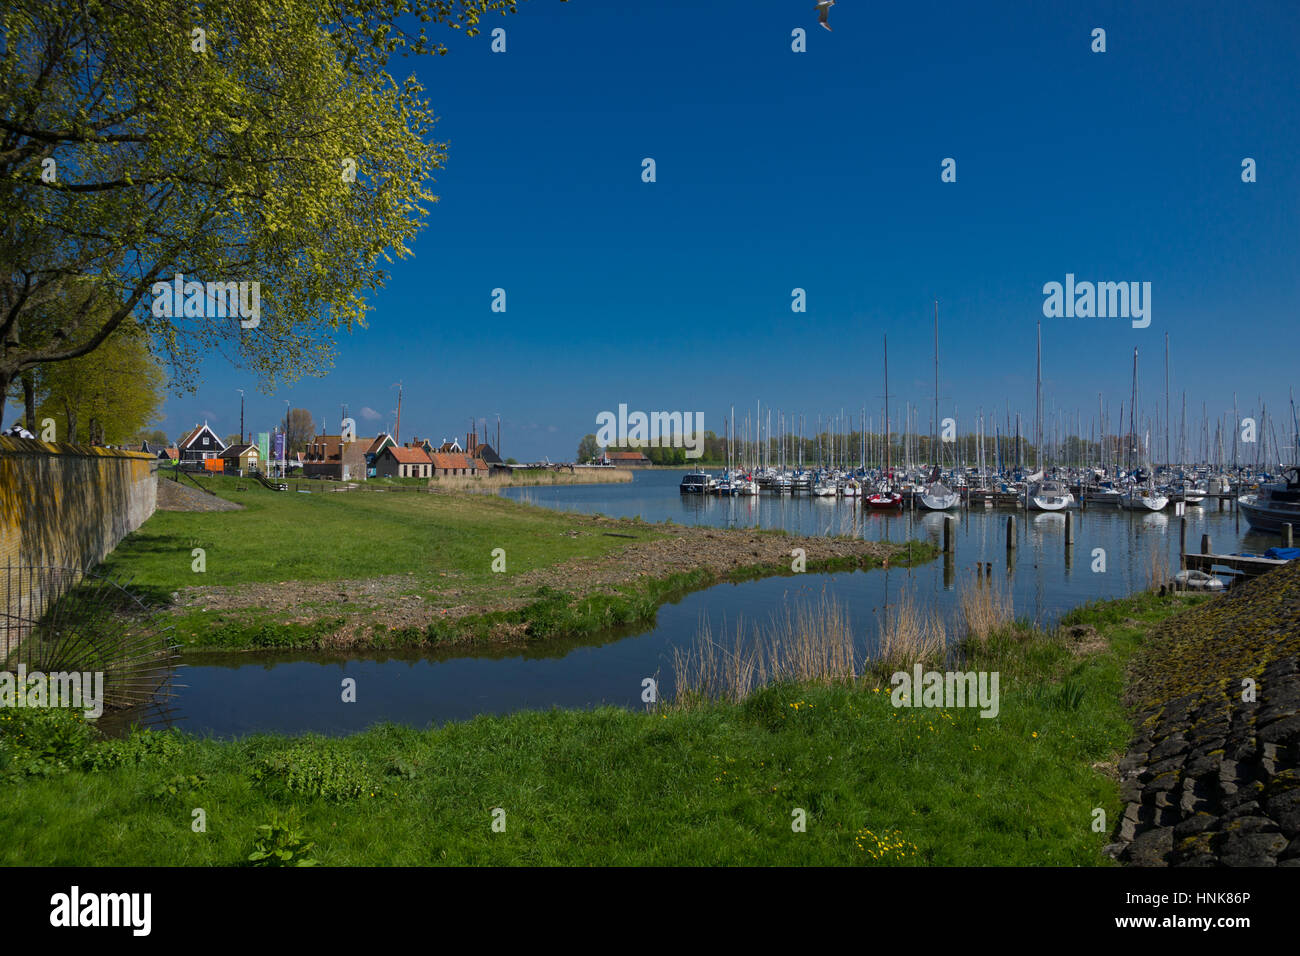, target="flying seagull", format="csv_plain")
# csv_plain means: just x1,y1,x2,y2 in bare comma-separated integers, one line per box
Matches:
815,0,835,31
